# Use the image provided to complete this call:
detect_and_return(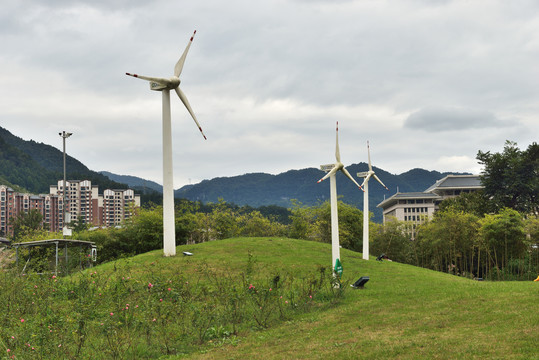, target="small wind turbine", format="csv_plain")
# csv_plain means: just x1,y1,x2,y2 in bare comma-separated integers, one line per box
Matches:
126,30,206,257
357,141,388,260
318,121,364,276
